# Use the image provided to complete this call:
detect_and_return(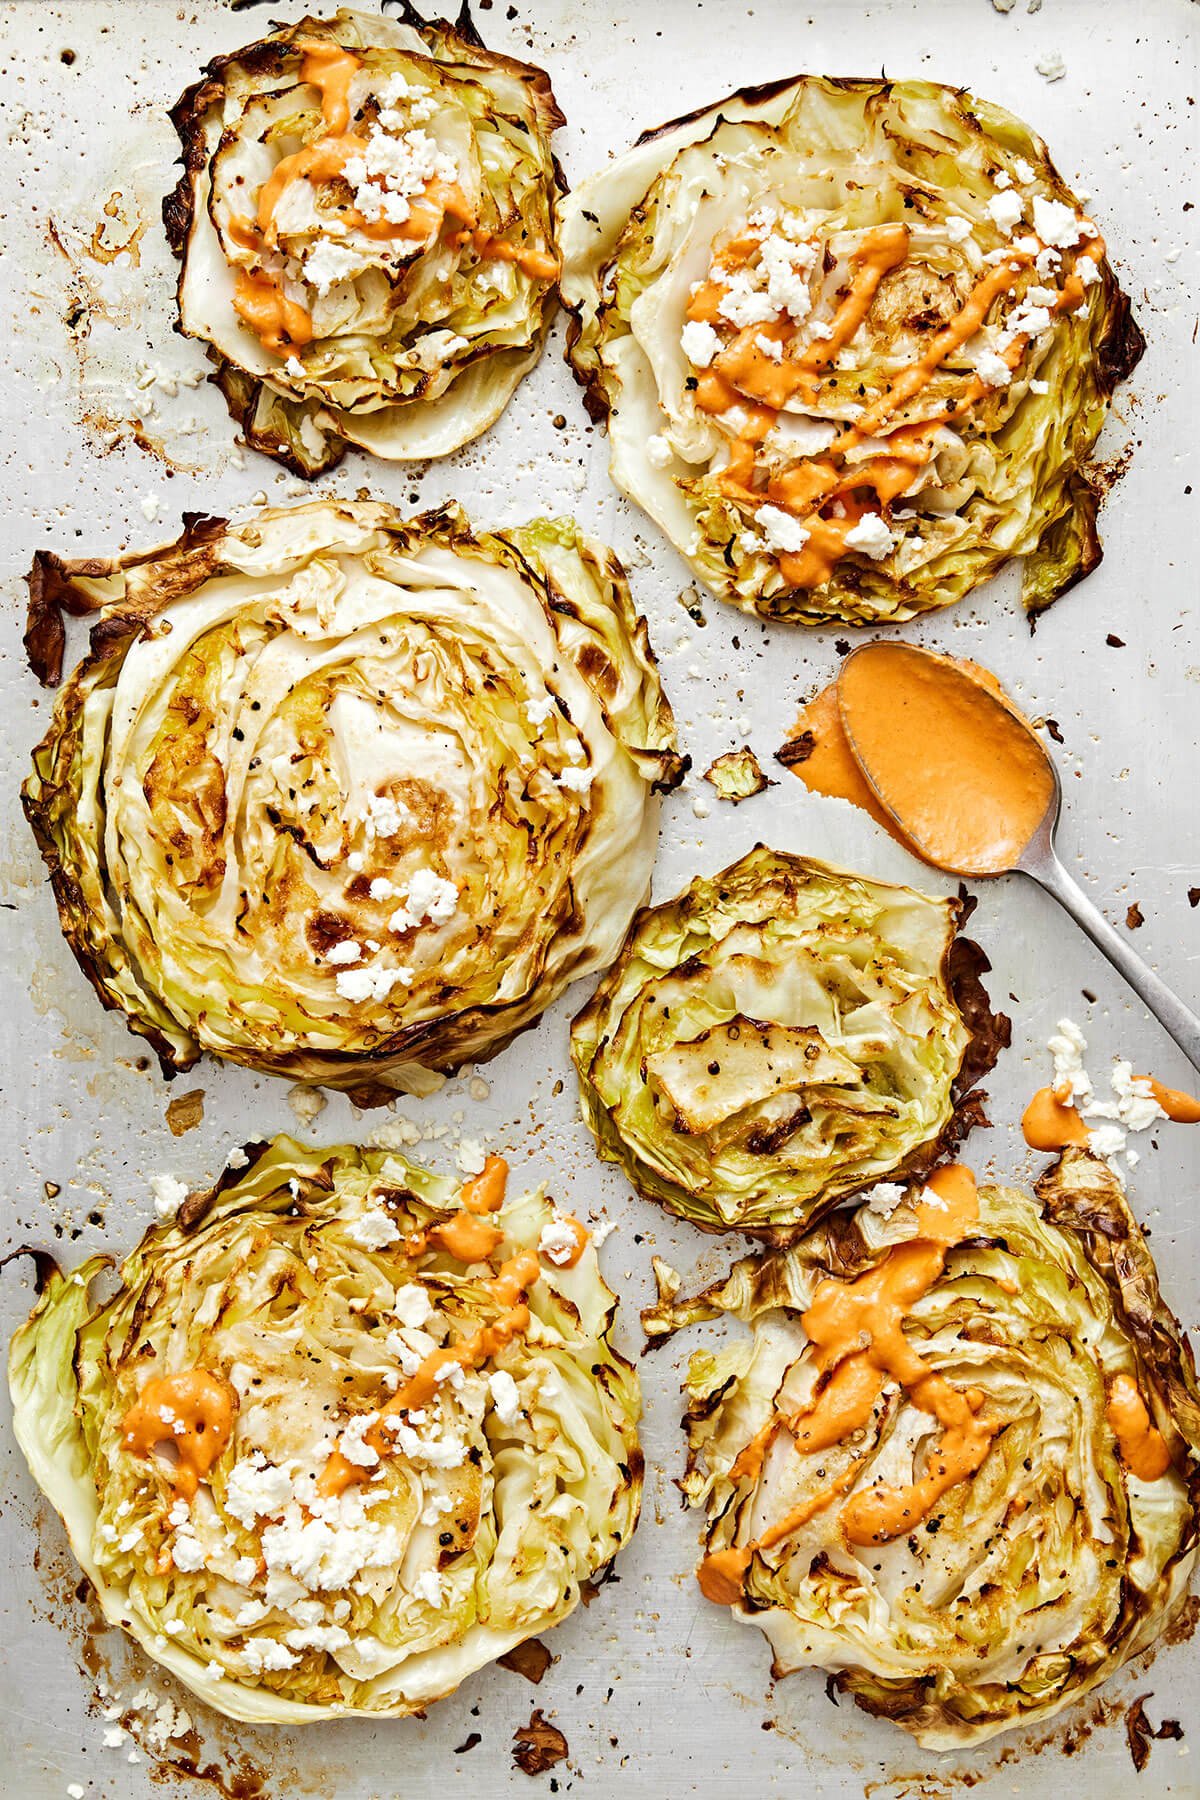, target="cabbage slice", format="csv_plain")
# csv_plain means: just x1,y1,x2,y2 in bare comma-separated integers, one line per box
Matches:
9,1138,641,1722
560,76,1143,625
23,500,683,1100
165,8,564,473
648,1149,1200,1748
571,848,1008,1238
